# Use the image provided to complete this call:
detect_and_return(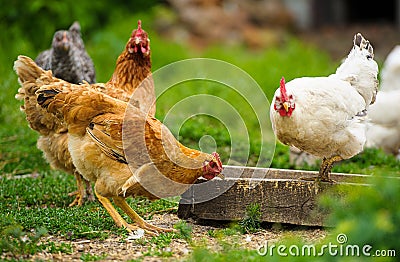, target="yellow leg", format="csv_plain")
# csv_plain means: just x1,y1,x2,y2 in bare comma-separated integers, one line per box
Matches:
95,190,159,235
319,156,342,182
68,172,85,207
299,156,341,183
113,196,174,233
94,189,144,232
